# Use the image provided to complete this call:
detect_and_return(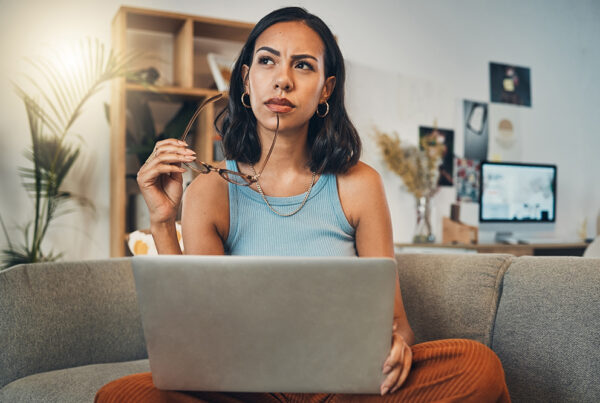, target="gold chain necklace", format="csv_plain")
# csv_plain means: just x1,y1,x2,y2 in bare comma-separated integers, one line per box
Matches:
250,165,316,217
